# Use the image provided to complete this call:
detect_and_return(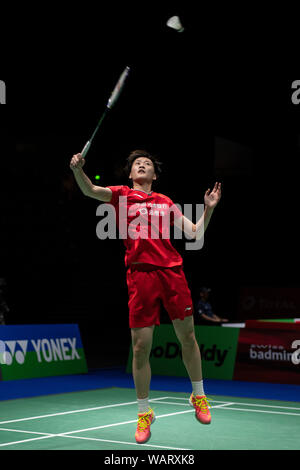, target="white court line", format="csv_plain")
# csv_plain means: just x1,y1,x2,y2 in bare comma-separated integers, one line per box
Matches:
213,401,300,411
154,398,300,416
0,427,54,437
0,403,233,449
58,404,232,437
160,397,300,411
0,429,189,450
212,403,235,409
149,400,234,408
160,401,300,417
0,436,55,448
152,398,300,417
57,408,197,436
151,401,191,406
0,409,195,450
60,434,191,450
1,396,299,449
0,396,169,426
213,407,300,417
0,398,192,449
0,427,56,448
